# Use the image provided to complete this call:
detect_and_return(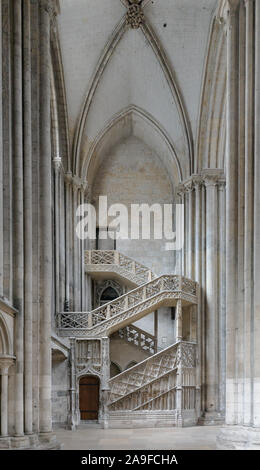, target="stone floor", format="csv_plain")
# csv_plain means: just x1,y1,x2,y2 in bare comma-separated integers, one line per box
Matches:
55,426,221,450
